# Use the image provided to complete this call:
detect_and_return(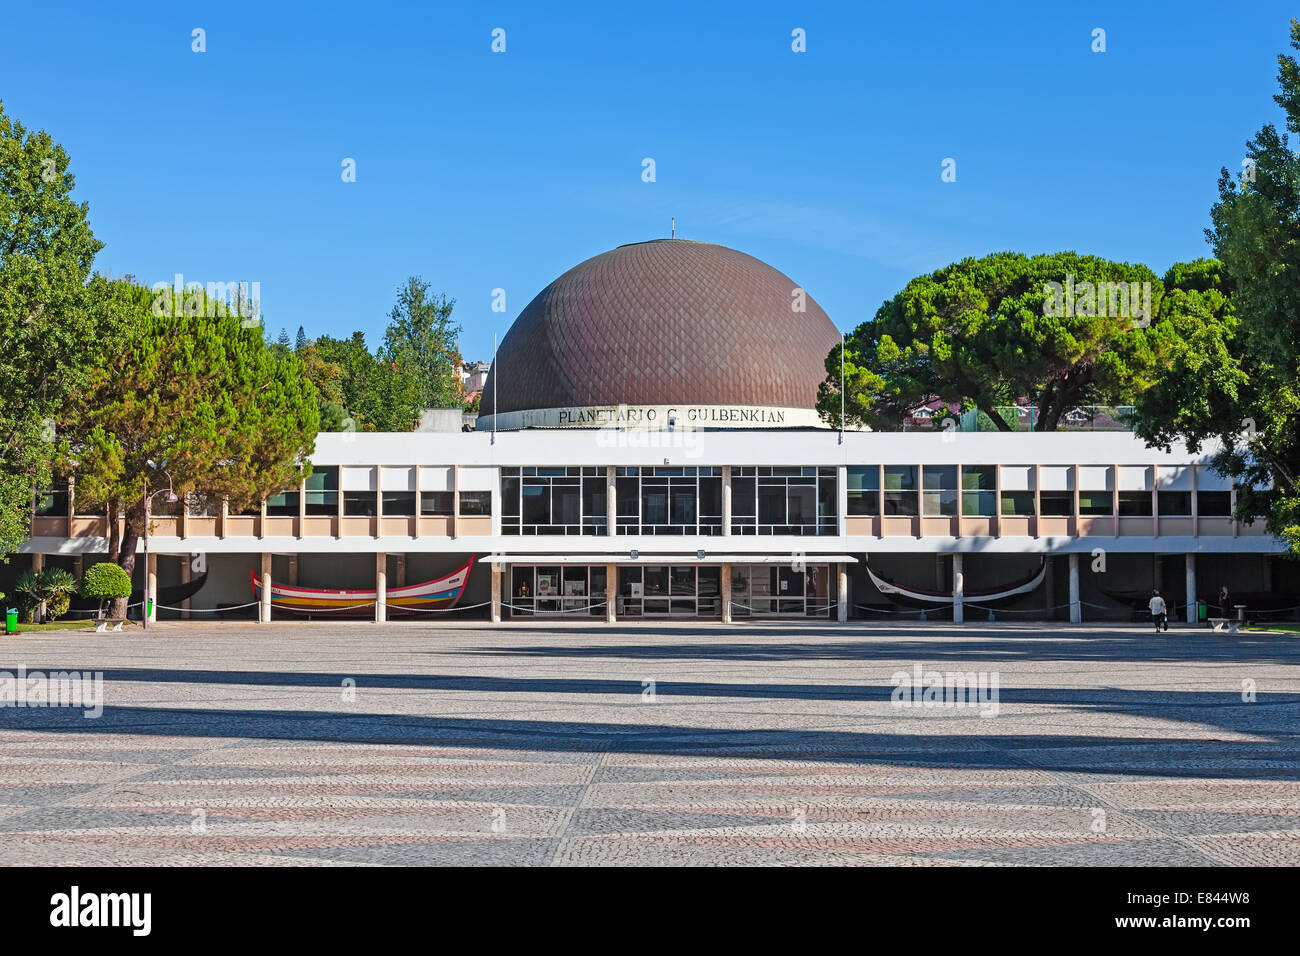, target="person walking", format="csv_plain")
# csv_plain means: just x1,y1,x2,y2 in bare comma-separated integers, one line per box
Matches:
1149,590,1169,633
